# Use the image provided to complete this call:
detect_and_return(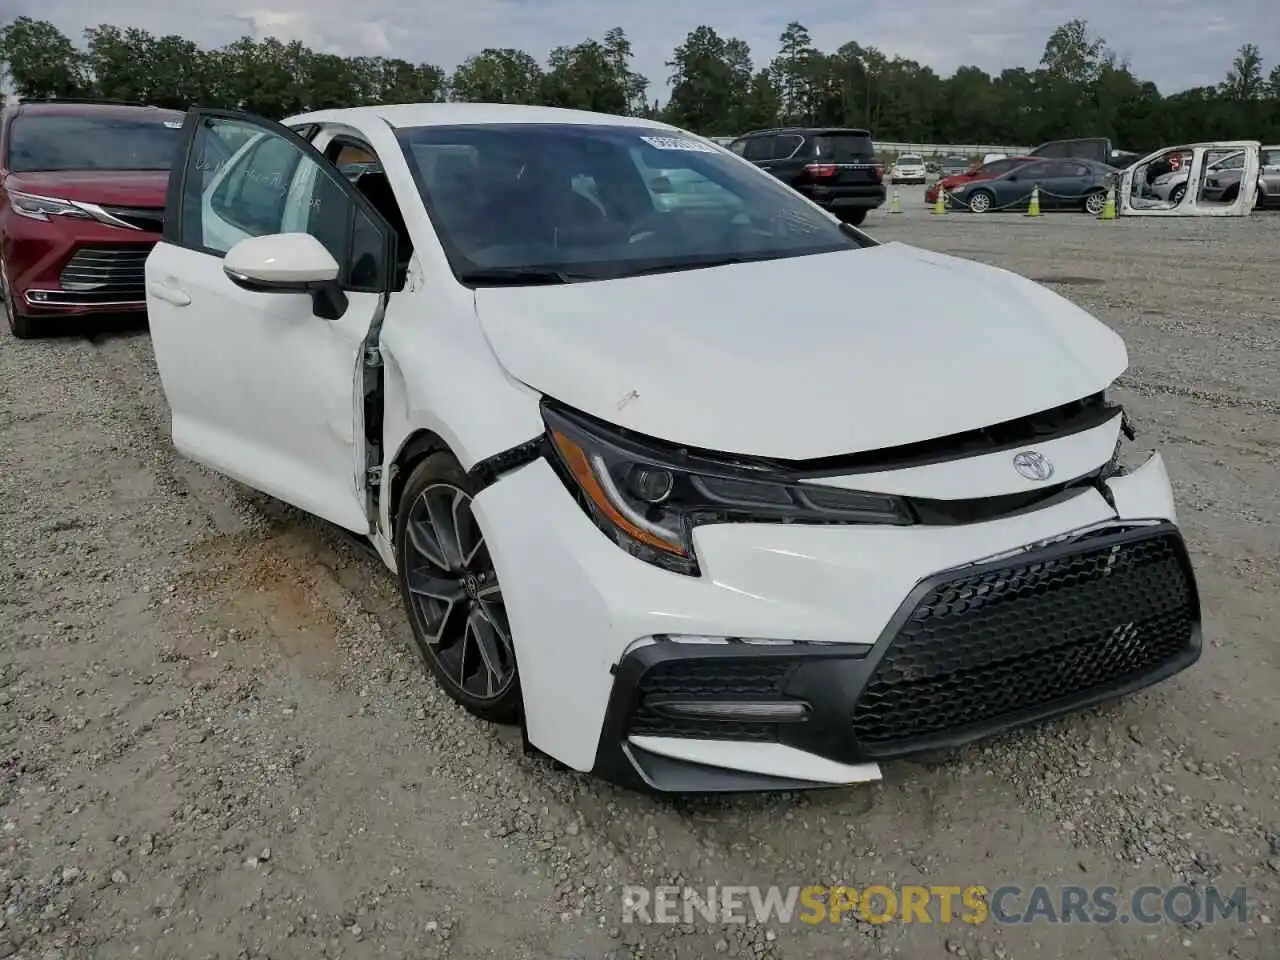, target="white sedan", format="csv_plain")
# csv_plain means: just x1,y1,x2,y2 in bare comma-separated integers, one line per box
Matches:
144,103,1203,793
888,154,928,184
